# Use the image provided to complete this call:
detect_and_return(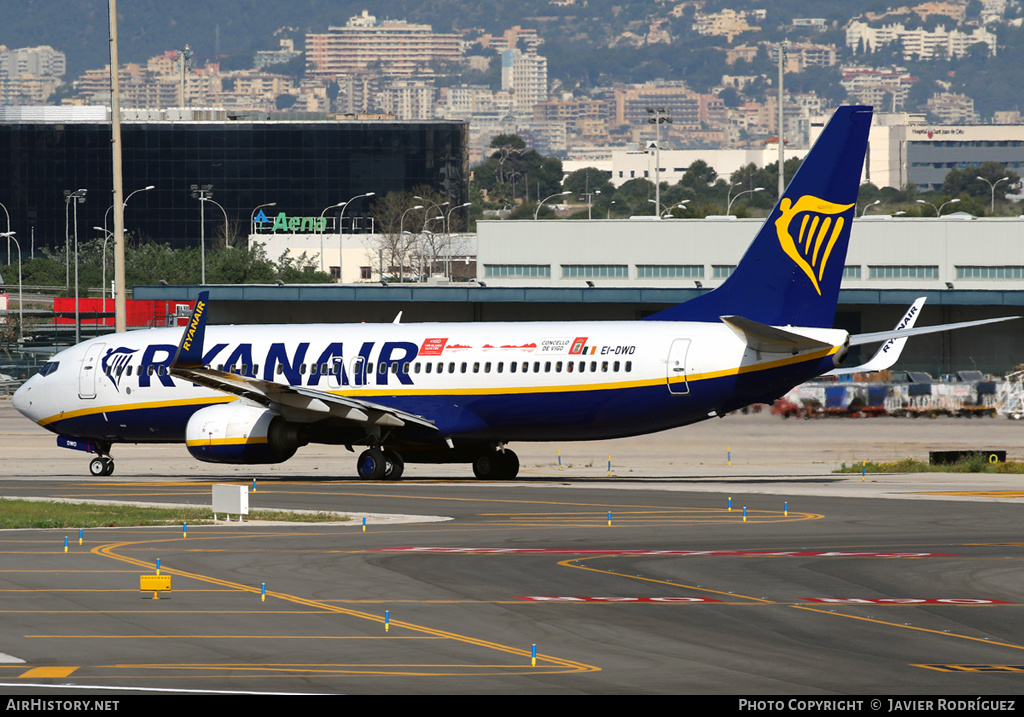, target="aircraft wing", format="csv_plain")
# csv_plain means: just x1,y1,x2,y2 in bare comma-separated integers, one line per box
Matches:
826,297,926,376
169,291,437,432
